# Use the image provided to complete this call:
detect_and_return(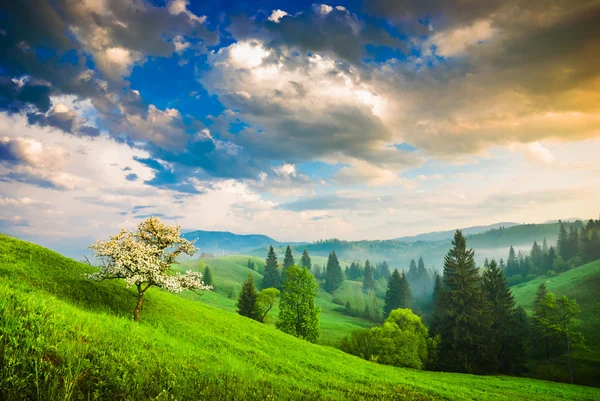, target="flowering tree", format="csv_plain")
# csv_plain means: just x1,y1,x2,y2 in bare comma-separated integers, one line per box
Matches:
86,216,211,321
